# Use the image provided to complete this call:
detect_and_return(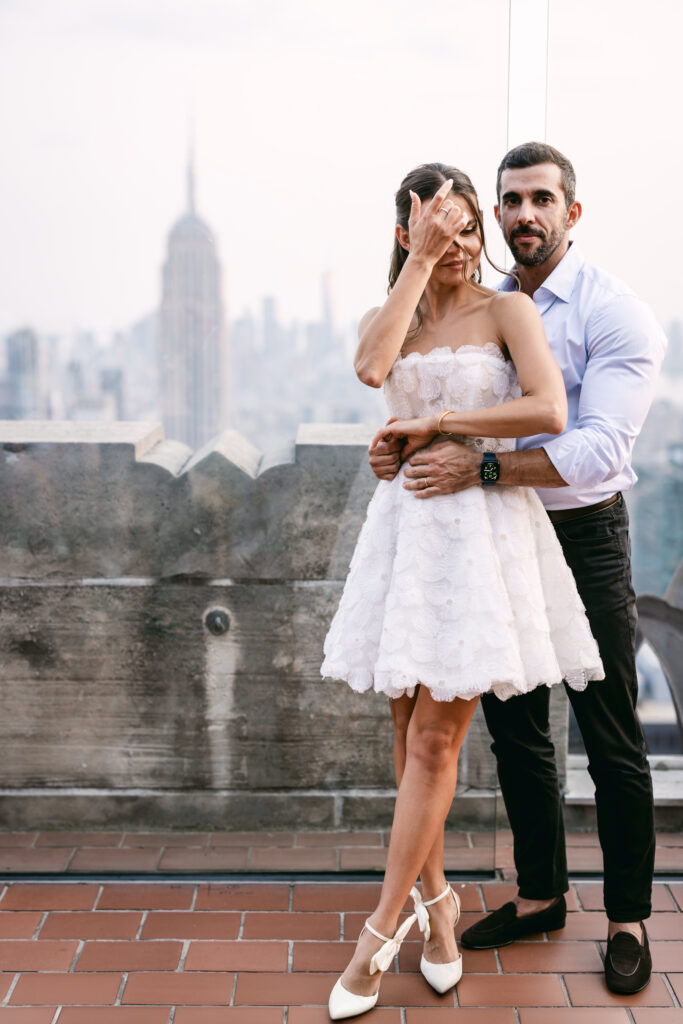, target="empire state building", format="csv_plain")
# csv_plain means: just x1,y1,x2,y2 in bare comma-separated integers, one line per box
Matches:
160,156,229,450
